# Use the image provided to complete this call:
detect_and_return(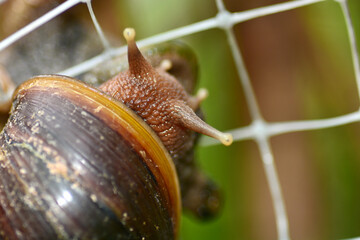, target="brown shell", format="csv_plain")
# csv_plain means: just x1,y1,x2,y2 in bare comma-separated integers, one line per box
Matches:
0,75,180,239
